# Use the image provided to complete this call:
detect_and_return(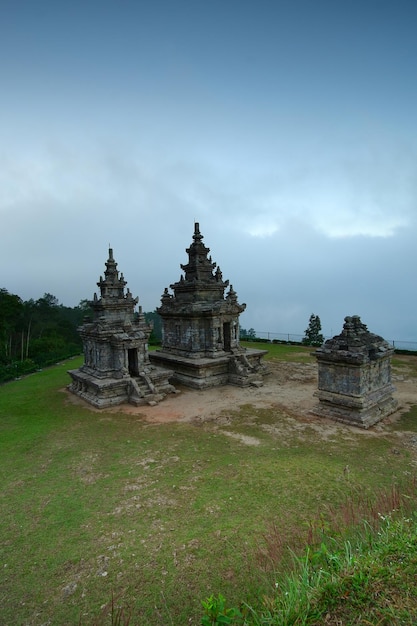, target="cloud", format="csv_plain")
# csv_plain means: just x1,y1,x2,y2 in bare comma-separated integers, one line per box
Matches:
1,134,417,343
